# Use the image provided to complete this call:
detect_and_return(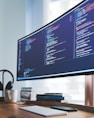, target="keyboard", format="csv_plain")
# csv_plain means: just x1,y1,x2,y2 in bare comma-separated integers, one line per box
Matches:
20,105,67,116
